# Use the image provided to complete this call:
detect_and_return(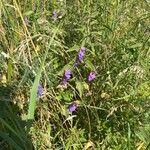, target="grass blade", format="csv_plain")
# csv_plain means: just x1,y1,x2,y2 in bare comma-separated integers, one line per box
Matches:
27,27,59,120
